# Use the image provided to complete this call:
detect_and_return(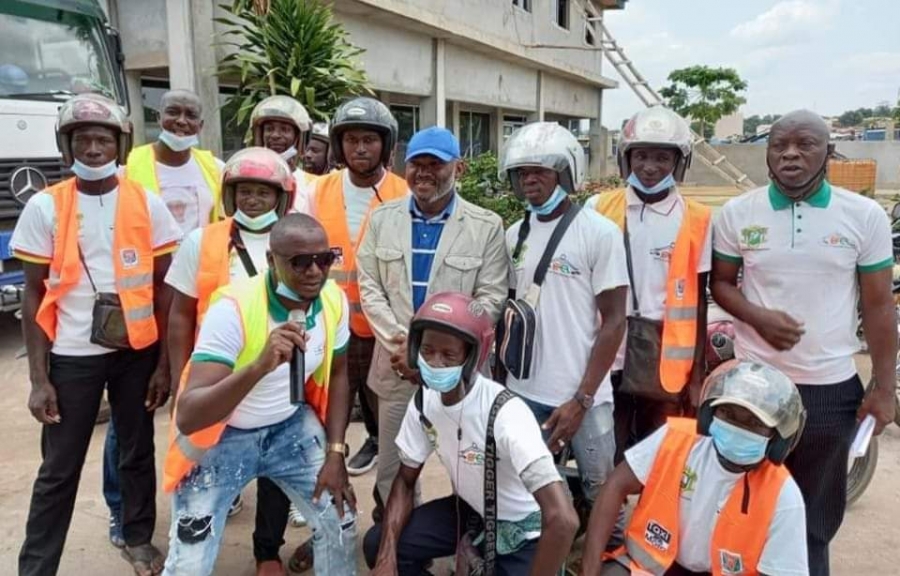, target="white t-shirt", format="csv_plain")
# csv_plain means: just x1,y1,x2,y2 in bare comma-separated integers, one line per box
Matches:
191,282,351,429
11,187,183,356
292,168,317,215
155,157,225,234
300,170,386,243
713,183,894,384
396,375,556,522
586,189,712,370
165,226,270,298
505,209,629,406
626,424,808,575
